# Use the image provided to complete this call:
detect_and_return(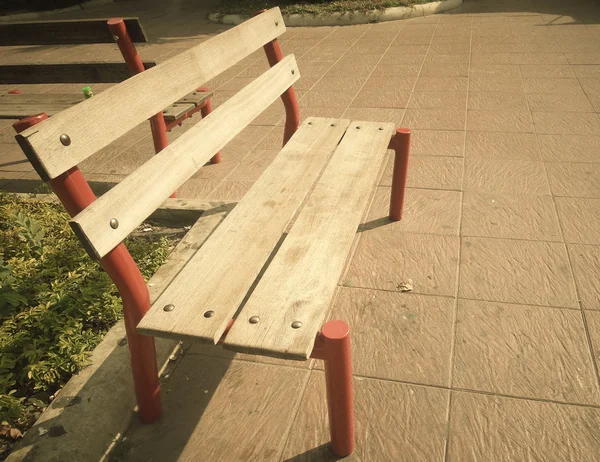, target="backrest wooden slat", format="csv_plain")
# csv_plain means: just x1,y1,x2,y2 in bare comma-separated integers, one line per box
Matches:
0,18,147,46
15,7,285,181
70,54,299,259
